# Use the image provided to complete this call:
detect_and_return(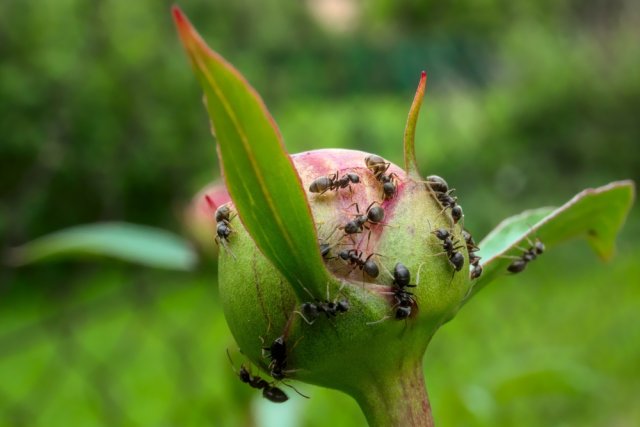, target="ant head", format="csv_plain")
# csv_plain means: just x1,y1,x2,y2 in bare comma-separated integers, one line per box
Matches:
383,181,397,199
336,299,350,313
433,228,450,241
470,264,483,280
